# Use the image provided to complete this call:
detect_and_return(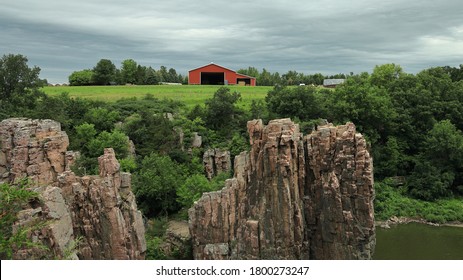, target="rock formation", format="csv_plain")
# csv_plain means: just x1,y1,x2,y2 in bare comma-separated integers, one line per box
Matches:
161,221,192,259
191,132,202,148
0,118,146,259
189,118,375,260
203,148,232,180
